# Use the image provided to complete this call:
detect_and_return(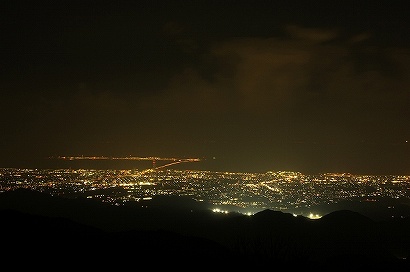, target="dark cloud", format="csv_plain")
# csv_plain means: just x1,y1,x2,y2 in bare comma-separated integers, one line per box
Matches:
1,0,409,174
